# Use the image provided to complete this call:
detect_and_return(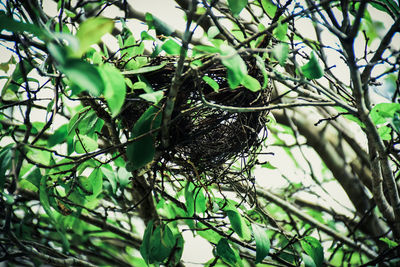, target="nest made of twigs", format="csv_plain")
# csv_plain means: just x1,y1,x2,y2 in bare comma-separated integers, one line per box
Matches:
120,56,271,171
